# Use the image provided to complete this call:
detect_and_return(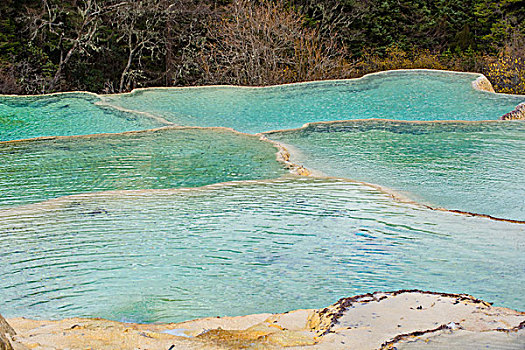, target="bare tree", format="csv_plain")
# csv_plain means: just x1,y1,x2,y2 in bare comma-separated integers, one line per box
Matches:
26,0,123,91
114,0,167,92
200,0,352,86
165,0,215,86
